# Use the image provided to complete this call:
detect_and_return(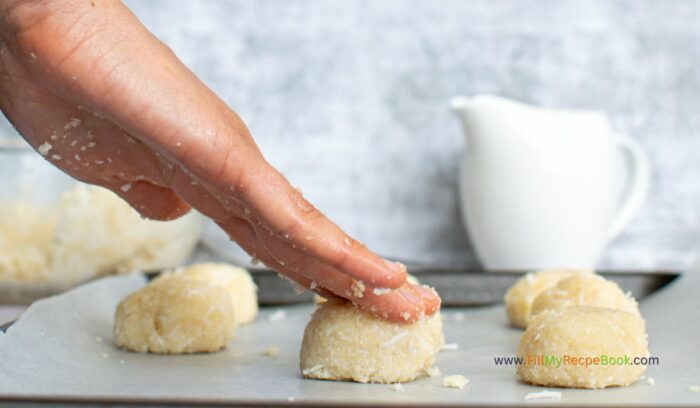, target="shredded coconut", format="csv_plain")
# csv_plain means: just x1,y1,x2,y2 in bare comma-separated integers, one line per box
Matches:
524,390,562,401
64,117,81,129
389,383,404,392
38,142,53,156
261,346,279,356
426,366,441,377
379,330,409,348
350,279,365,298
302,364,323,375
440,343,459,351
442,375,469,389
51,154,62,161
268,309,287,321
373,287,391,295
120,183,132,192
